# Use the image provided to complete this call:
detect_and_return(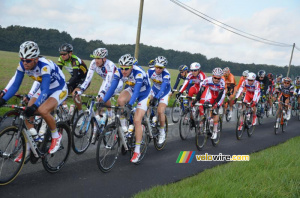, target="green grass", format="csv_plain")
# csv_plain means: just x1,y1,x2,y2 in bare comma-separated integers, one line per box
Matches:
134,136,300,198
